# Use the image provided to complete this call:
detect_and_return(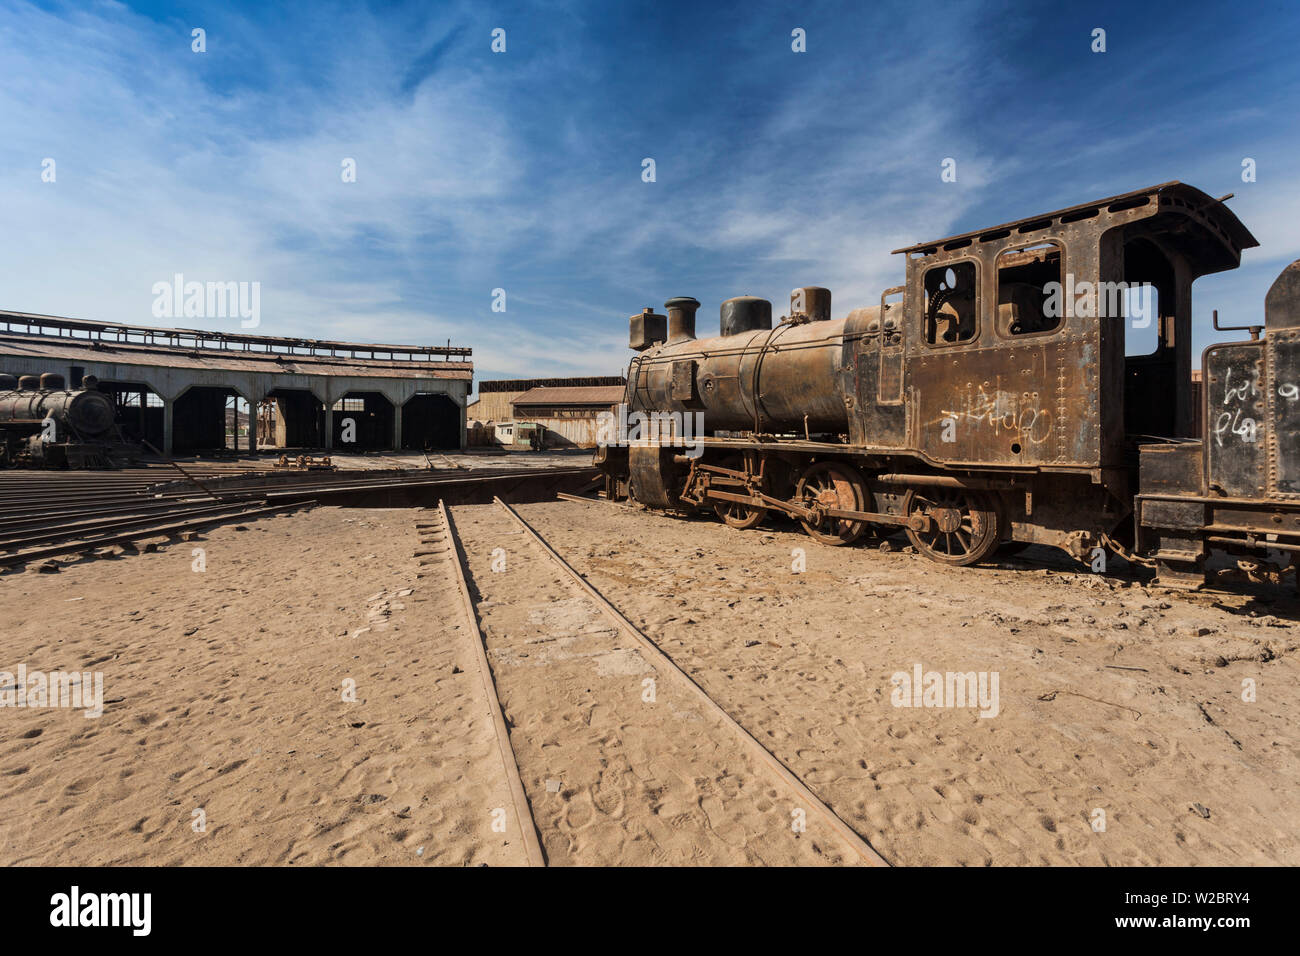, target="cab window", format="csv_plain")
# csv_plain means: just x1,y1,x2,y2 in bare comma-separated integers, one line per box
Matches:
924,262,978,345
996,242,1063,337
